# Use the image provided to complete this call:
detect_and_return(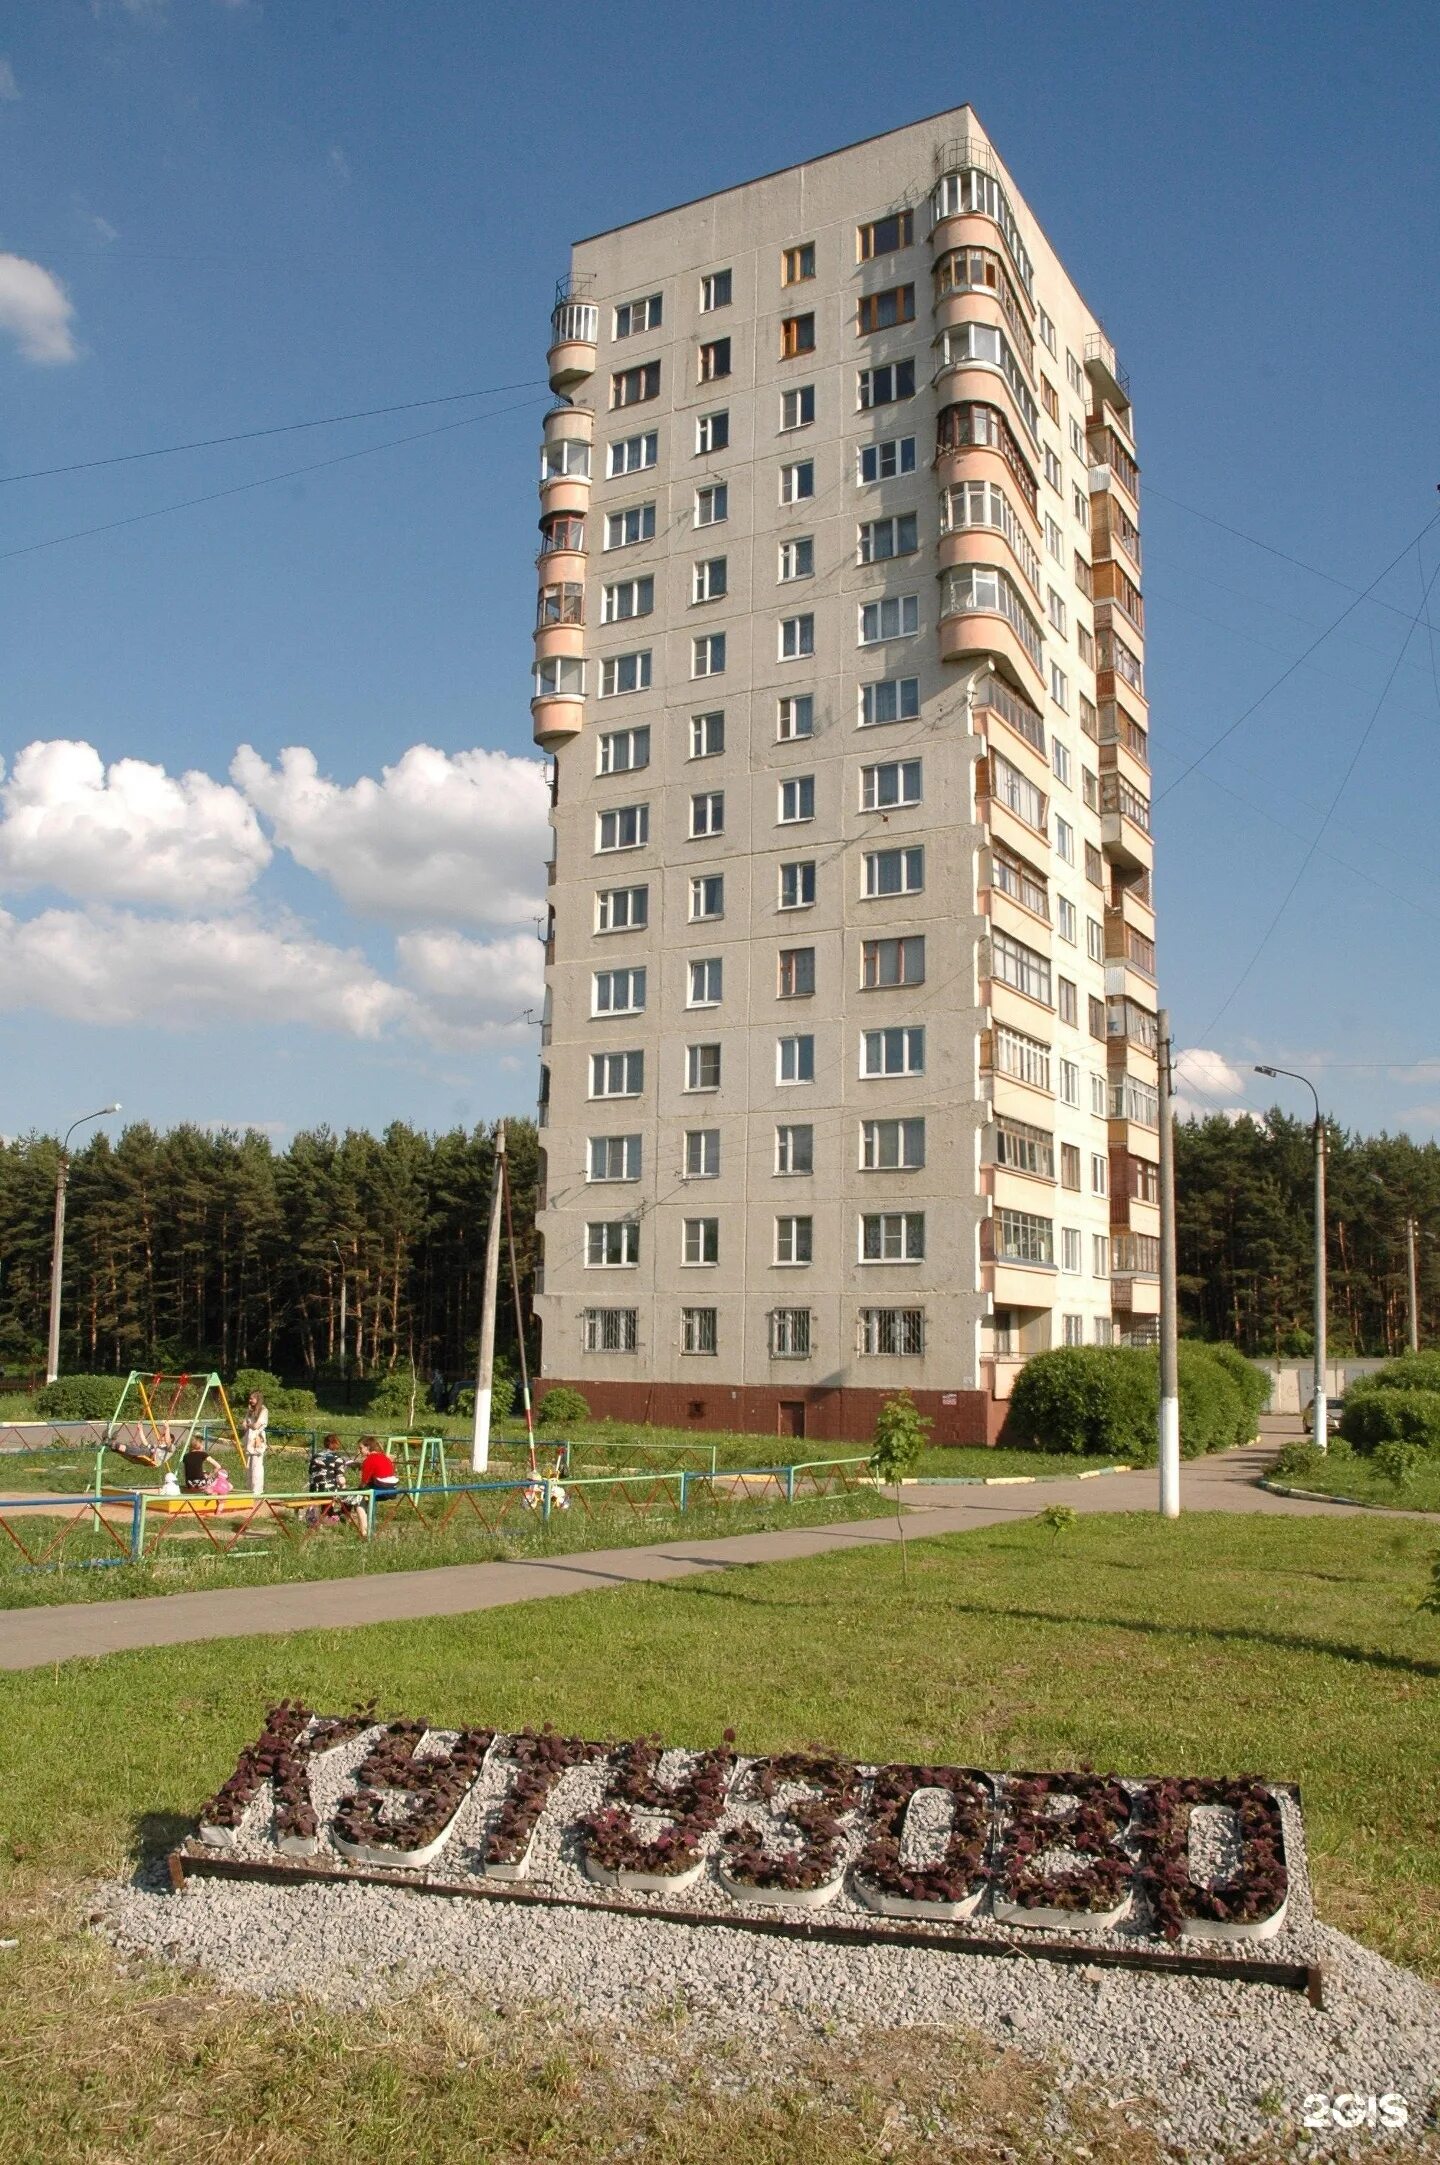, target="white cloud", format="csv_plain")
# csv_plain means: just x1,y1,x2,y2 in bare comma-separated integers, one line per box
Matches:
0,739,269,908
0,906,408,1037
398,928,543,1048
0,251,78,365
1173,1047,1256,1122
232,742,549,928
0,58,20,100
